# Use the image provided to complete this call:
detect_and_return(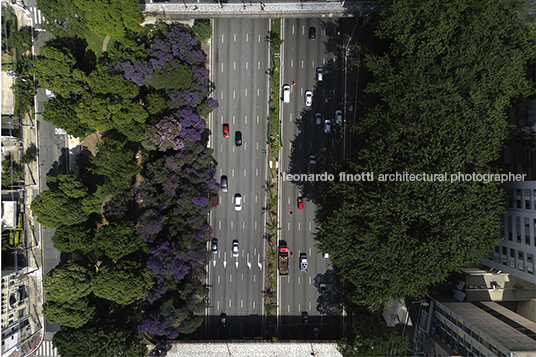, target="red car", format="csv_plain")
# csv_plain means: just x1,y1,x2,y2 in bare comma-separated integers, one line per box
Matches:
297,197,304,210
223,124,230,138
